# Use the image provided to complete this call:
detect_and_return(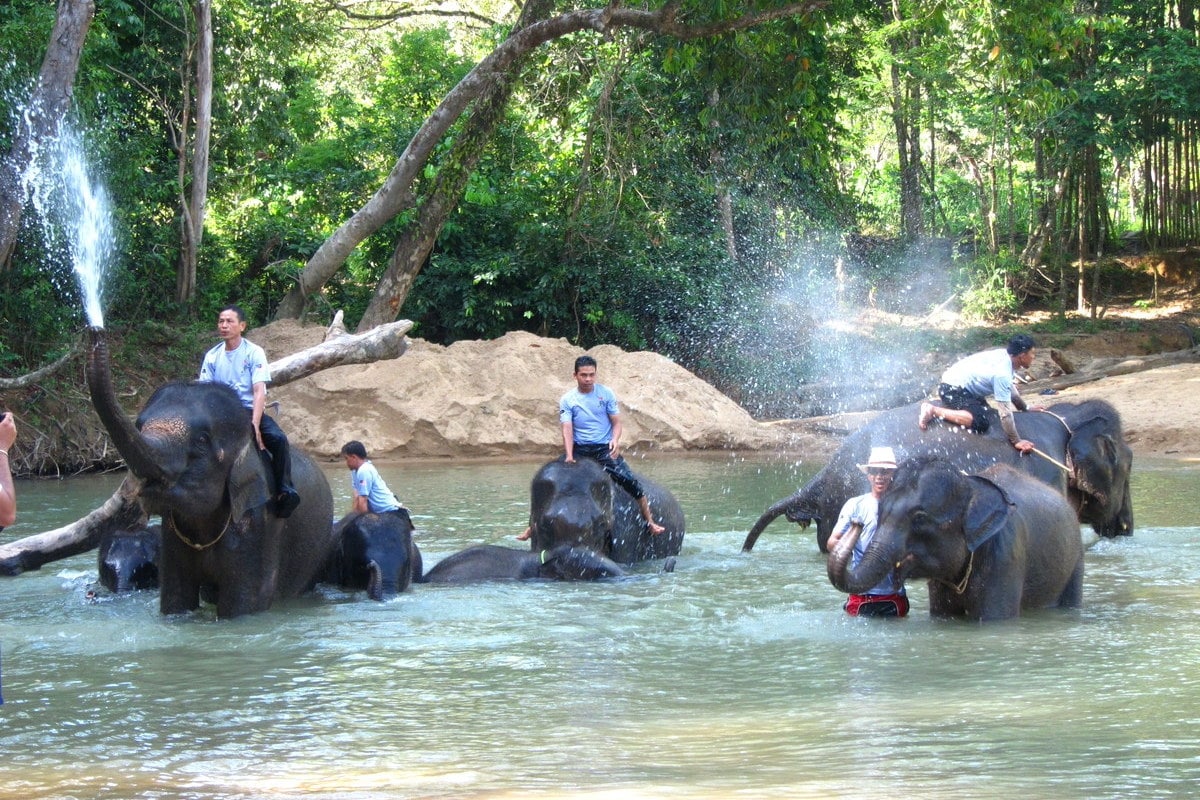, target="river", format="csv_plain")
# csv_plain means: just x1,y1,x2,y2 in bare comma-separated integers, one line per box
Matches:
0,453,1198,799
